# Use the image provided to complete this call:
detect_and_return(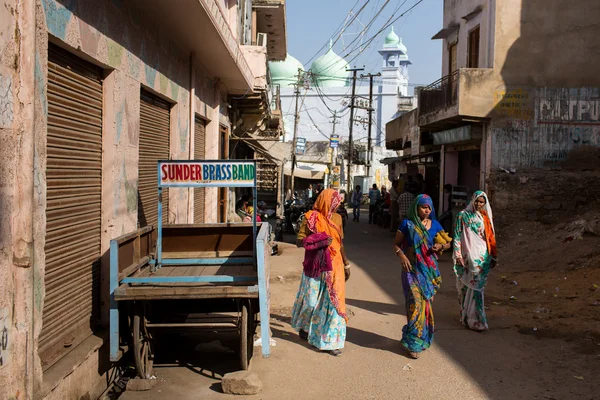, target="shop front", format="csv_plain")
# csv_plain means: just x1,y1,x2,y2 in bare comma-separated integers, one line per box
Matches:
434,124,484,213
